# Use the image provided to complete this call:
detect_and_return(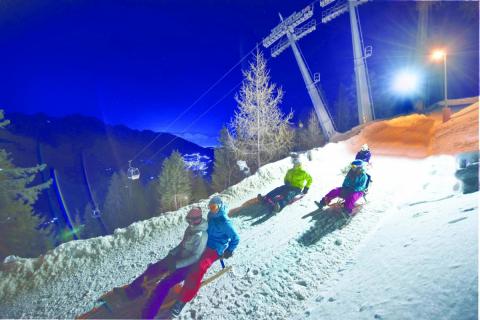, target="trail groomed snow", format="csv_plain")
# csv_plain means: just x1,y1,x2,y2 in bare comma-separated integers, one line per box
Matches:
0,106,478,319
